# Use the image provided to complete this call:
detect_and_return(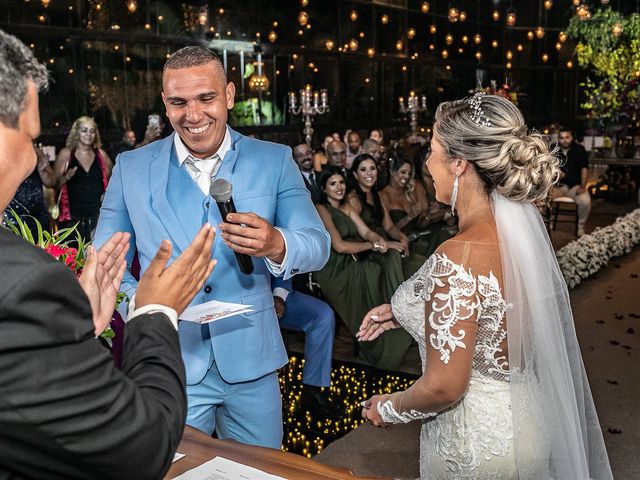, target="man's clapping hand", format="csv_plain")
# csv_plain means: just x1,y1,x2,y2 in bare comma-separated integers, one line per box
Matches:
135,224,217,316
